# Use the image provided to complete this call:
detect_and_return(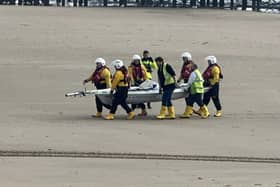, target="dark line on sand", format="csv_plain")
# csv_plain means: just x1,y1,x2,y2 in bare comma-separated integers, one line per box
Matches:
1,150,280,164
